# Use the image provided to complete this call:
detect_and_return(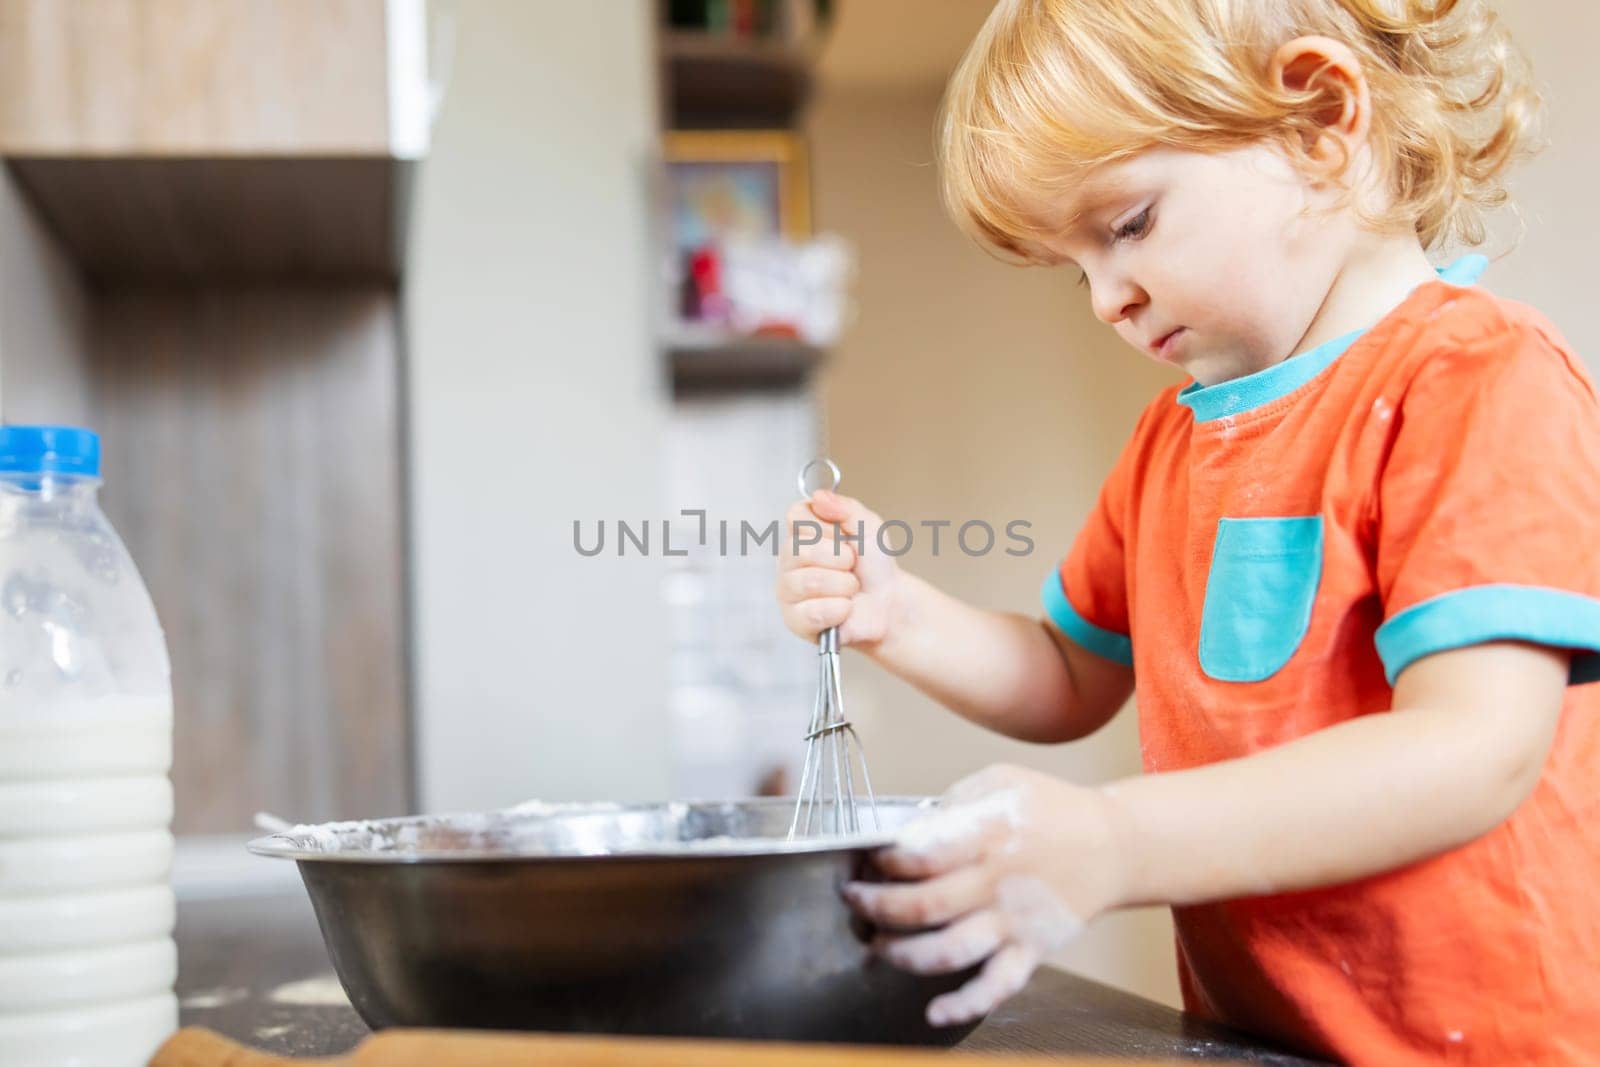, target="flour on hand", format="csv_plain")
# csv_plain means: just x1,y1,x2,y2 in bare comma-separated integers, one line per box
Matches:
894,788,1023,857
995,875,1084,956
